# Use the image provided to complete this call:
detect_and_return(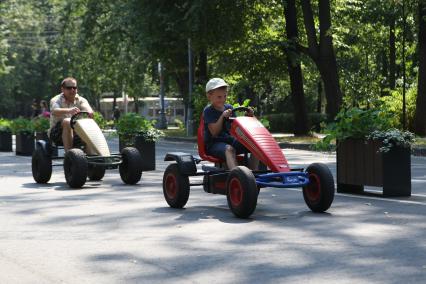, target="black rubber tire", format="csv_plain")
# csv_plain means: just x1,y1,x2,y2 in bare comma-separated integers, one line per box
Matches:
119,147,143,184
163,163,190,208
87,164,106,181
226,166,258,218
303,163,335,212
64,148,88,188
32,146,52,183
